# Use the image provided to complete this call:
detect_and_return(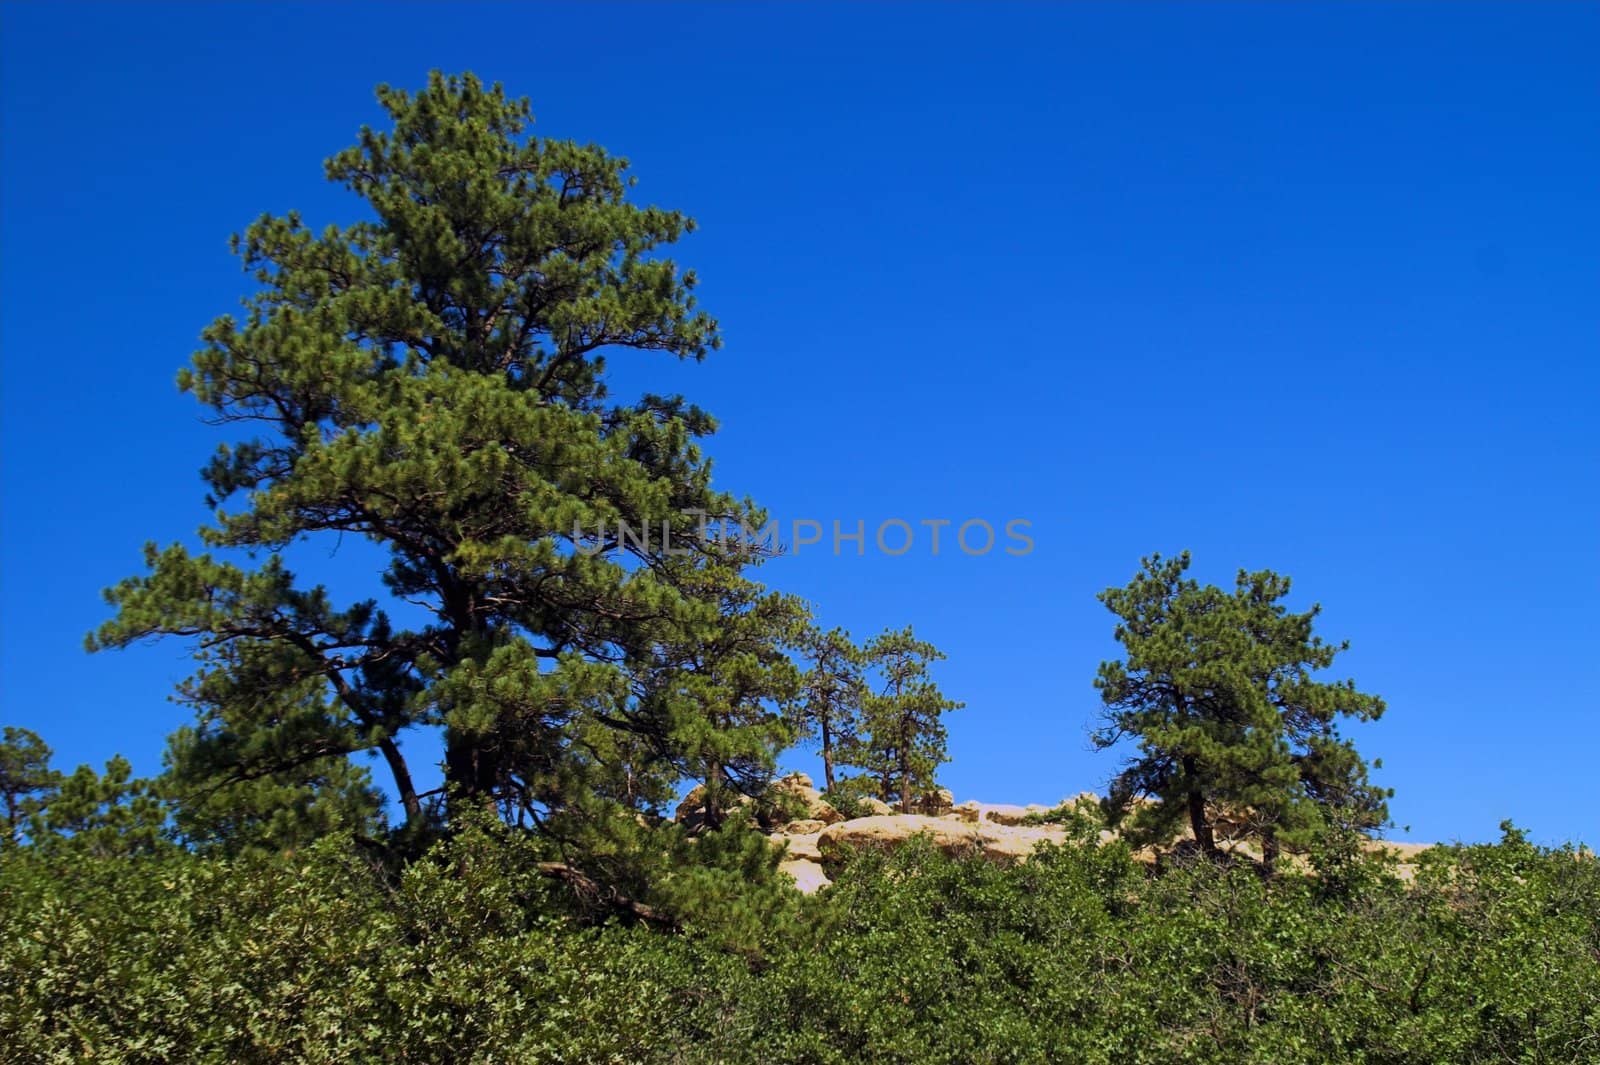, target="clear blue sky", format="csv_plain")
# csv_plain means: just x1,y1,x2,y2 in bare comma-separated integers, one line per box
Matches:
3,3,1595,846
